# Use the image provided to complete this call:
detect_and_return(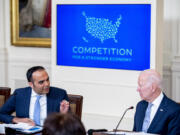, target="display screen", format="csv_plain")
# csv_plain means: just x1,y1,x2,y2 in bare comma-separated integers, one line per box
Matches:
56,4,151,70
